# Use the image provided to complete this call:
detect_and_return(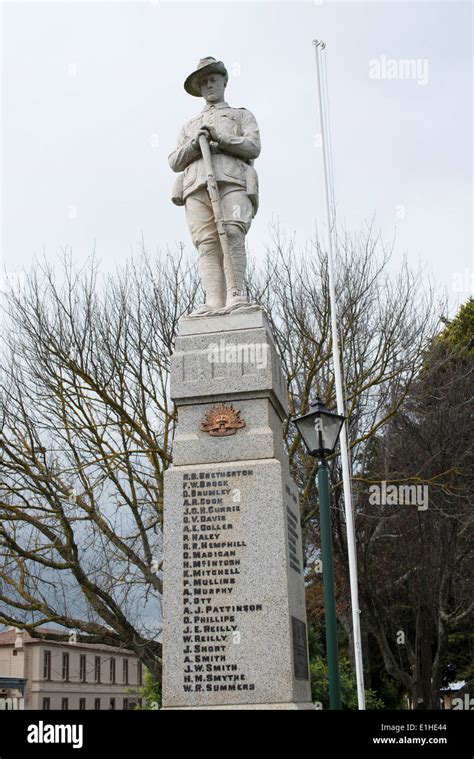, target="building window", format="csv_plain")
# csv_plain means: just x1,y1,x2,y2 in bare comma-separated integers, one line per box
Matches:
122,698,128,710
109,698,115,710
94,656,101,684
123,659,129,685
42,697,50,710
80,654,86,683
61,698,69,711
62,652,69,681
94,698,101,711
79,698,86,711
137,661,143,686
43,651,51,681
110,657,116,684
